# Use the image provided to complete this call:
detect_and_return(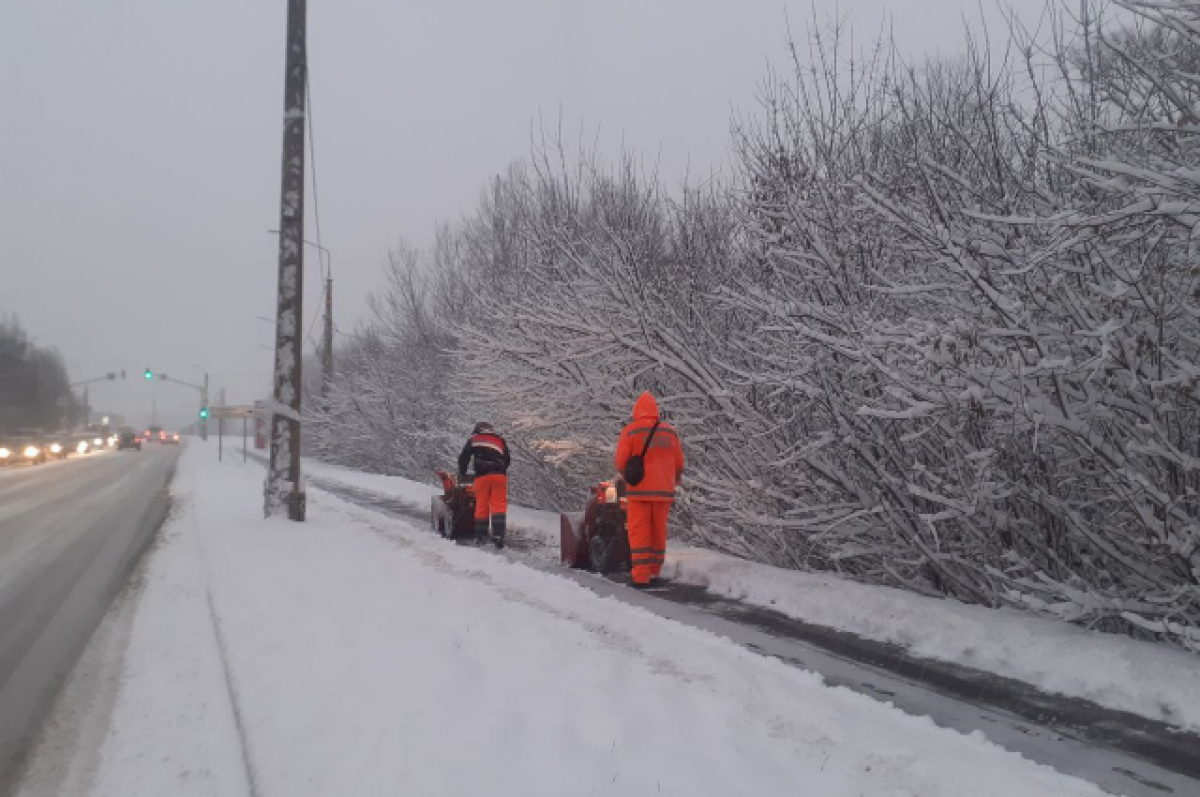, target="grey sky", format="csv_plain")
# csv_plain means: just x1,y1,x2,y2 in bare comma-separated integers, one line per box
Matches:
1,0,1049,430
